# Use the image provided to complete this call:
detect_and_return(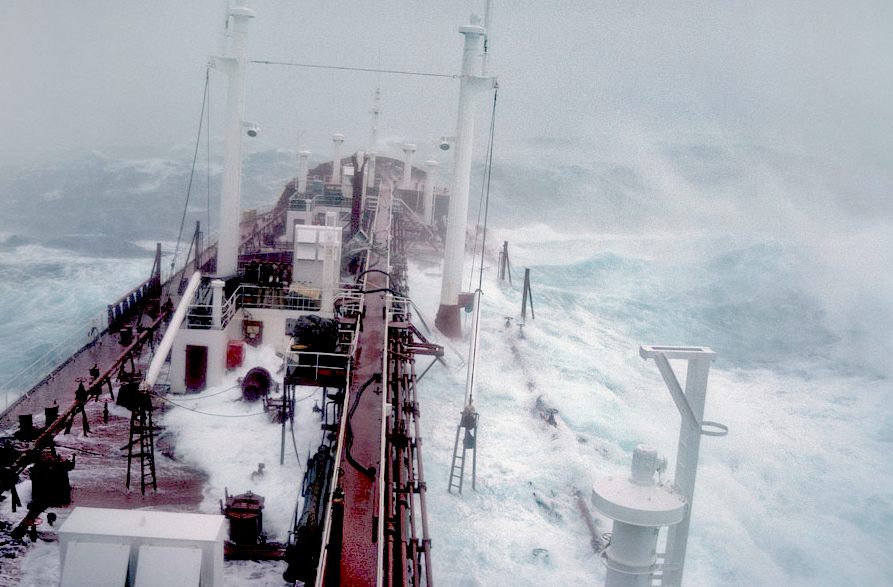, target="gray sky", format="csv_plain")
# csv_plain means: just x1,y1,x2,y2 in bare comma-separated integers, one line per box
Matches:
2,1,891,172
